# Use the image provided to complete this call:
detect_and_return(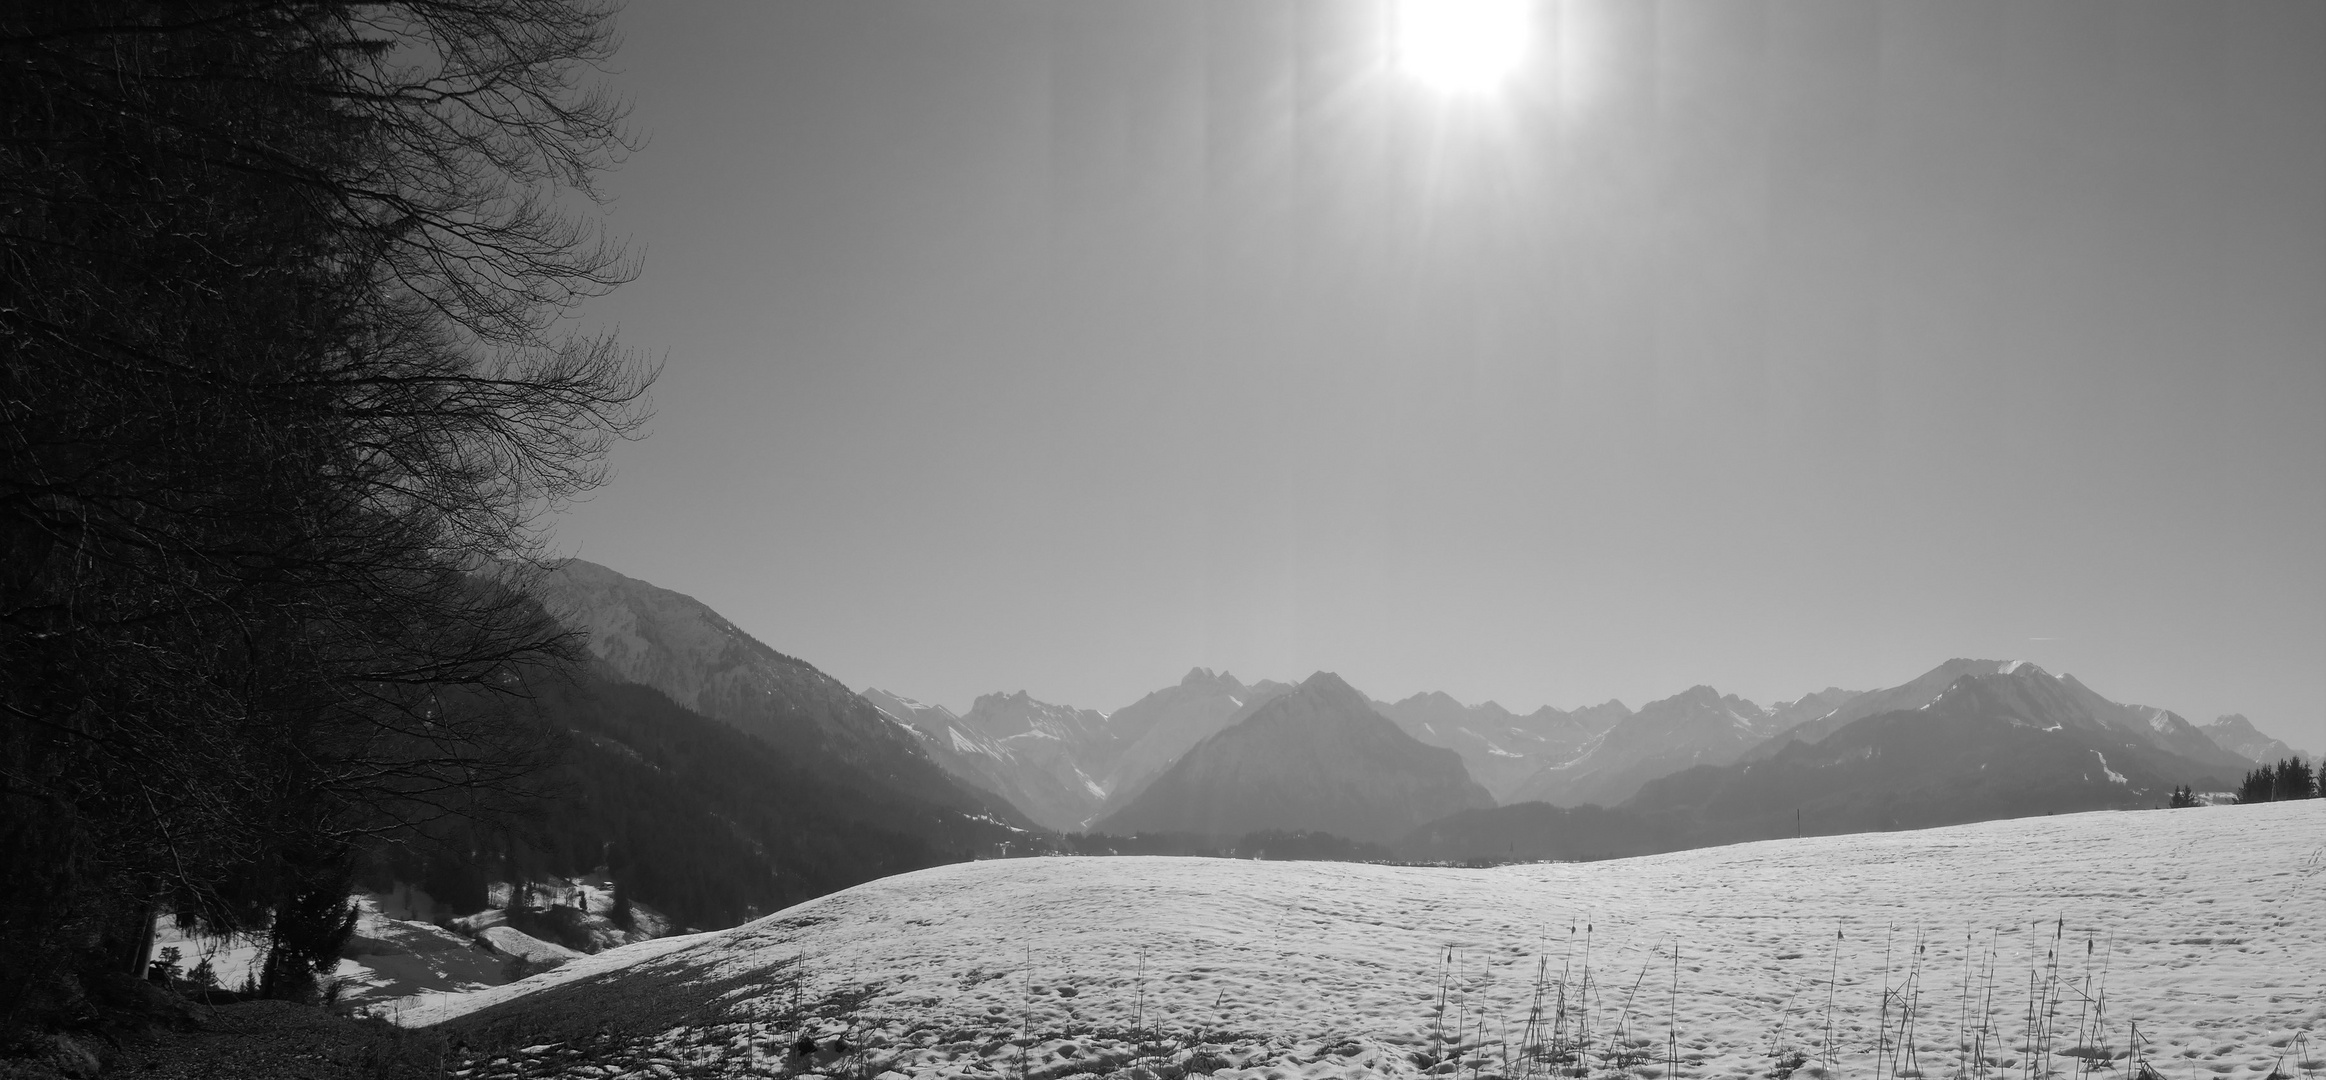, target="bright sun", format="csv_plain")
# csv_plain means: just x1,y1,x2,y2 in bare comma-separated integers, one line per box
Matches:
1395,0,1530,95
